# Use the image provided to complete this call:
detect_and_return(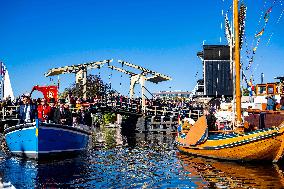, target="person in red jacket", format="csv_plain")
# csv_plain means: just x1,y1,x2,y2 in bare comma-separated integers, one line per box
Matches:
37,98,51,122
